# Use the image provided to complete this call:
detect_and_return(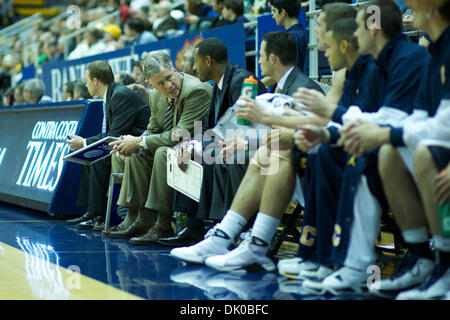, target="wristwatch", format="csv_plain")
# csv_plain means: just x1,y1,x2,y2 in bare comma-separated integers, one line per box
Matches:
138,136,146,154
